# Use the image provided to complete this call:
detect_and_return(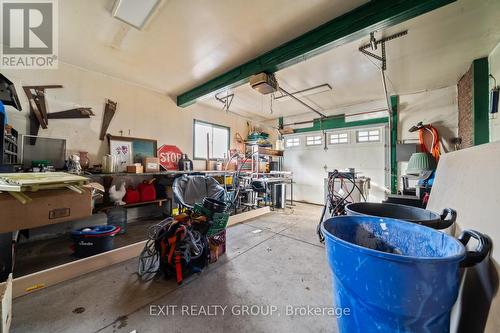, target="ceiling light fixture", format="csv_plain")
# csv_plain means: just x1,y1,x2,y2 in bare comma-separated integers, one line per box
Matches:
112,0,162,30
